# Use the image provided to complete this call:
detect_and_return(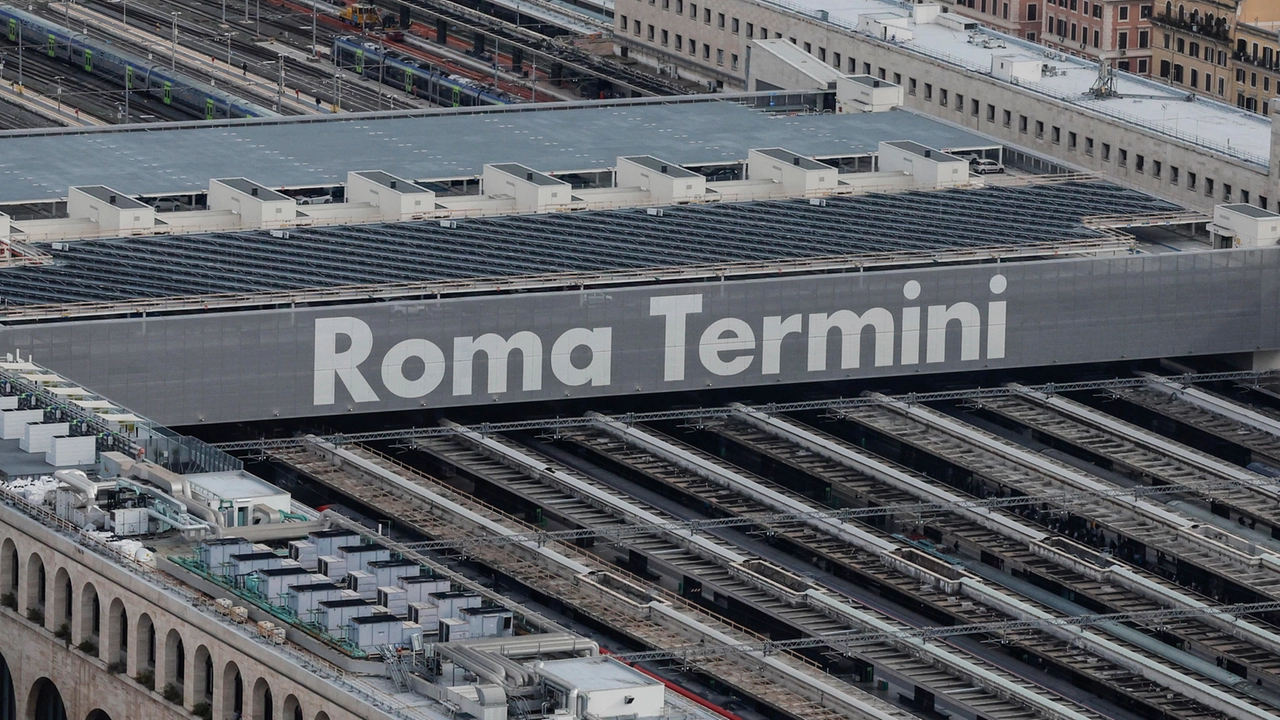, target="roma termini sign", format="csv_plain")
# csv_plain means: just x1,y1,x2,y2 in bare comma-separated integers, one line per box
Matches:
4,249,1276,425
